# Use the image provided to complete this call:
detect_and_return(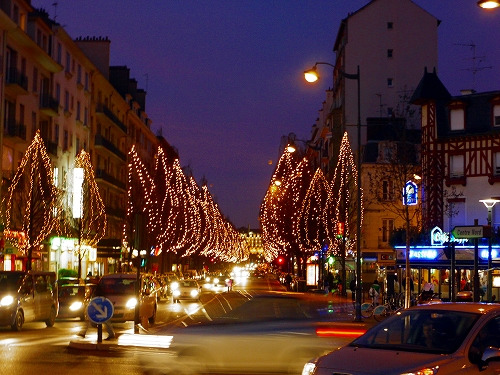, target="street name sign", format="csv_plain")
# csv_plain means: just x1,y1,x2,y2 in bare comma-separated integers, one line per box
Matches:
87,296,114,324
451,225,489,239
